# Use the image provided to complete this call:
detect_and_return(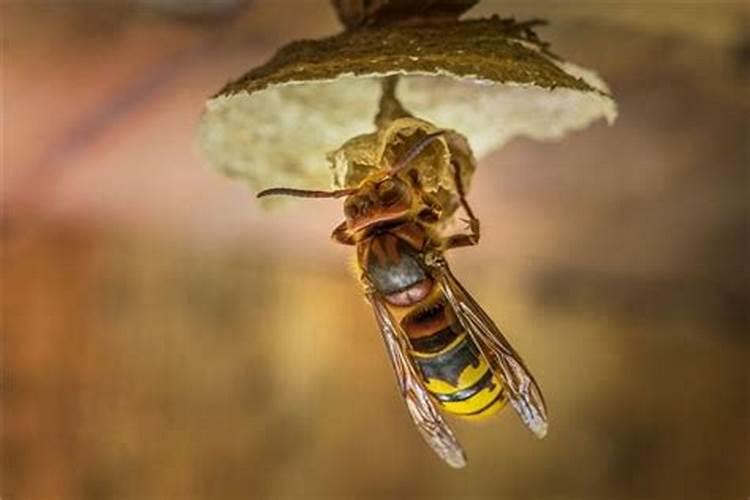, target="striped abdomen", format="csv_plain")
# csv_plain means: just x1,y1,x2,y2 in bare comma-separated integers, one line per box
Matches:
403,292,506,418
363,232,506,418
